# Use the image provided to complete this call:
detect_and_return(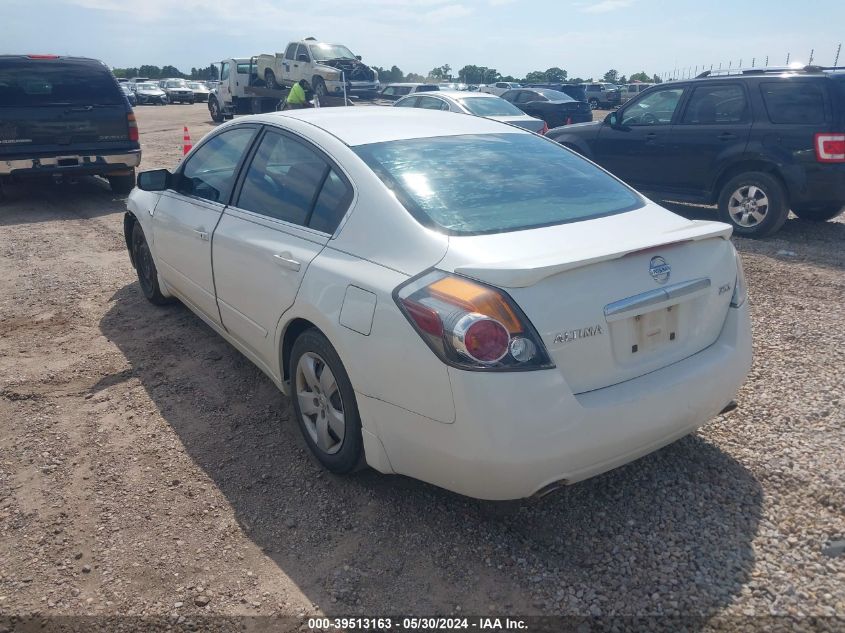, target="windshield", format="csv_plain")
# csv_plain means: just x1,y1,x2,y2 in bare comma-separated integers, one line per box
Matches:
309,43,356,61
187,82,205,89
136,83,159,90
354,133,643,235
458,97,524,116
537,89,574,102
0,59,122,106
166,80,187,88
